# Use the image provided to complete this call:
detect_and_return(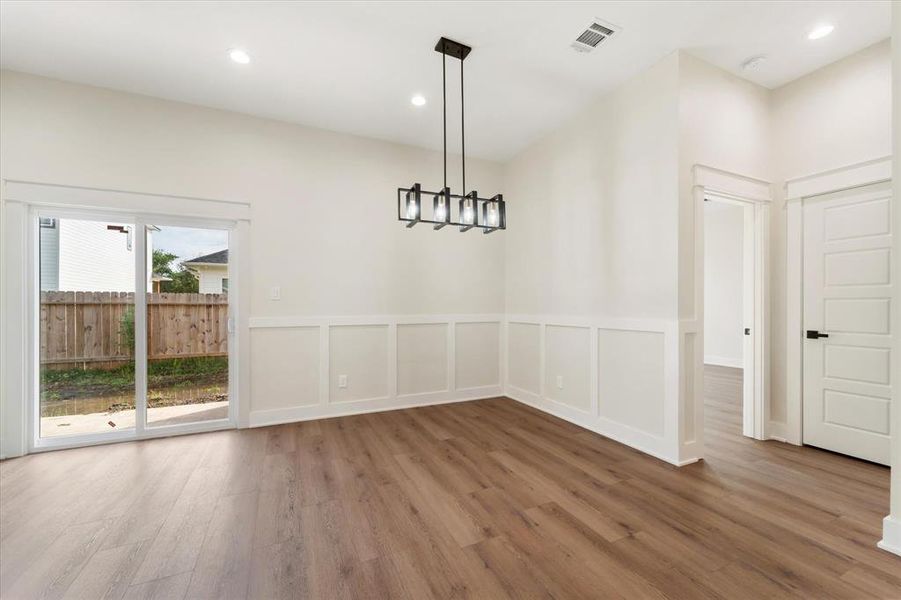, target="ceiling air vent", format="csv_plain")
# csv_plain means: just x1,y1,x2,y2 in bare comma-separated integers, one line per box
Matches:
571,19,619,53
